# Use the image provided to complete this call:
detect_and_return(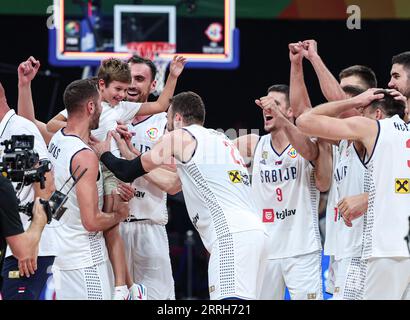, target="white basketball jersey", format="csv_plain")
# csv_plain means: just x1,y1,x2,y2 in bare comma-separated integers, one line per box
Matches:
334,140,365,260
362,115,410,258
175,125,265,253
251,134,322,259
48,129,107,270
126,113,168,224
324,145,340,256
